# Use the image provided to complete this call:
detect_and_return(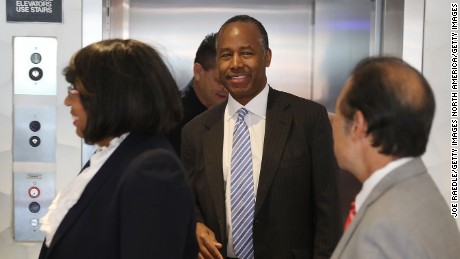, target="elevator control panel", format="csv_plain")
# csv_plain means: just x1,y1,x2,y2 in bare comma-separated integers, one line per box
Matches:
14,37,57,95
14,172,55,241
14,105,56,163
13,36,57,242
